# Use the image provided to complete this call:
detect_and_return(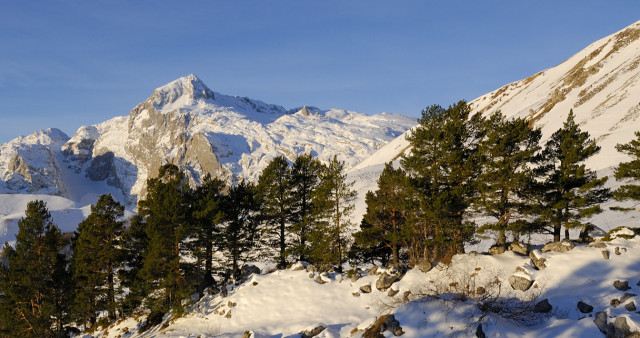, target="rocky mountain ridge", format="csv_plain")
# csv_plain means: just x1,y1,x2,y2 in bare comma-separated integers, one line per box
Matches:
0,75,415,207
